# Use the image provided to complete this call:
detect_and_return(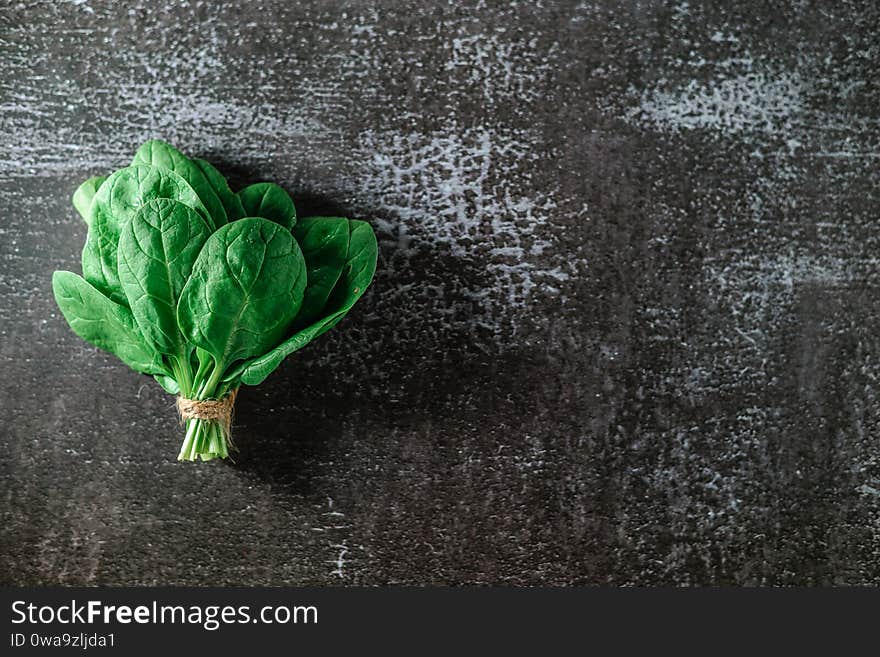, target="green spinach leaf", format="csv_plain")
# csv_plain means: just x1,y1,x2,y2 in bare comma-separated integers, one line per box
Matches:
118,198,210,359
72,176,106,224
291,216,349,327
82,165,209,304
238,182,297,230
193,158,245,222
133,140,227,229
154,374,181,395
52,270,165,375
177,217,307,386
235,218,377,386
